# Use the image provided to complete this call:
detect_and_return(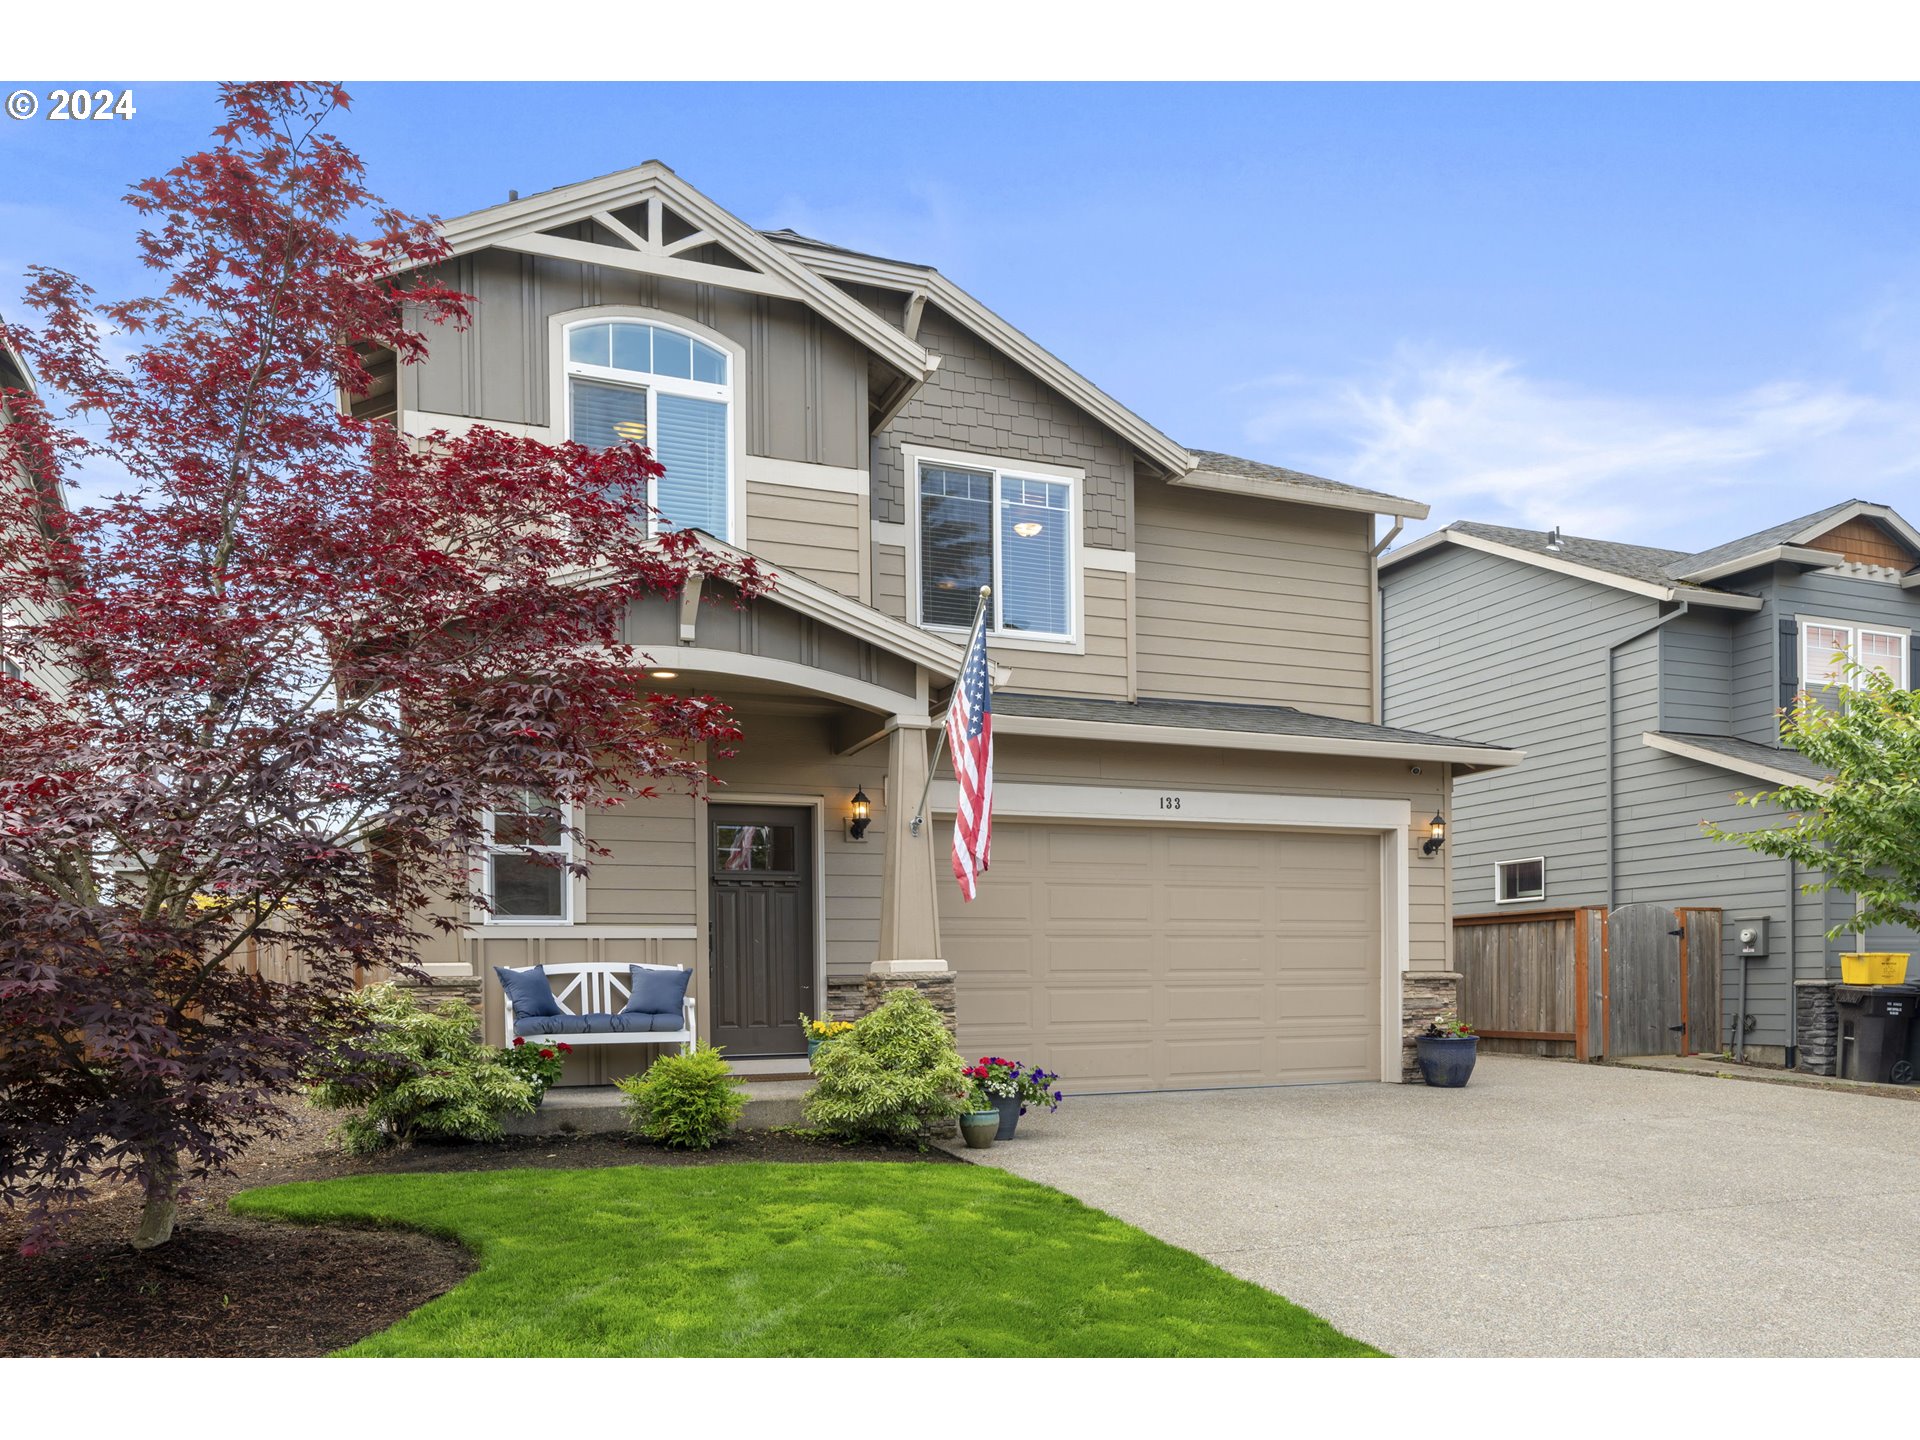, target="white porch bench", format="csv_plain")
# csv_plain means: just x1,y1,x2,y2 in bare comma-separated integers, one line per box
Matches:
499,961,696,1054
